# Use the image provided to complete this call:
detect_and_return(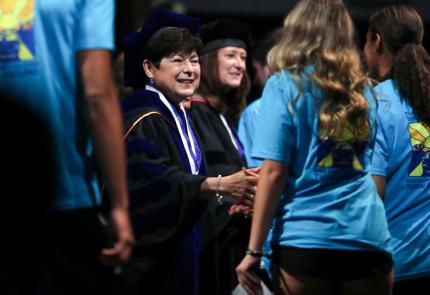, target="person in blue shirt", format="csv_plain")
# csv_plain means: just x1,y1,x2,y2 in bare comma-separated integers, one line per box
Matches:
364,4,430,294
237,28,282,284
238,28,282,169
236,0,393,294
238,99,262,168
0,0,134,294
